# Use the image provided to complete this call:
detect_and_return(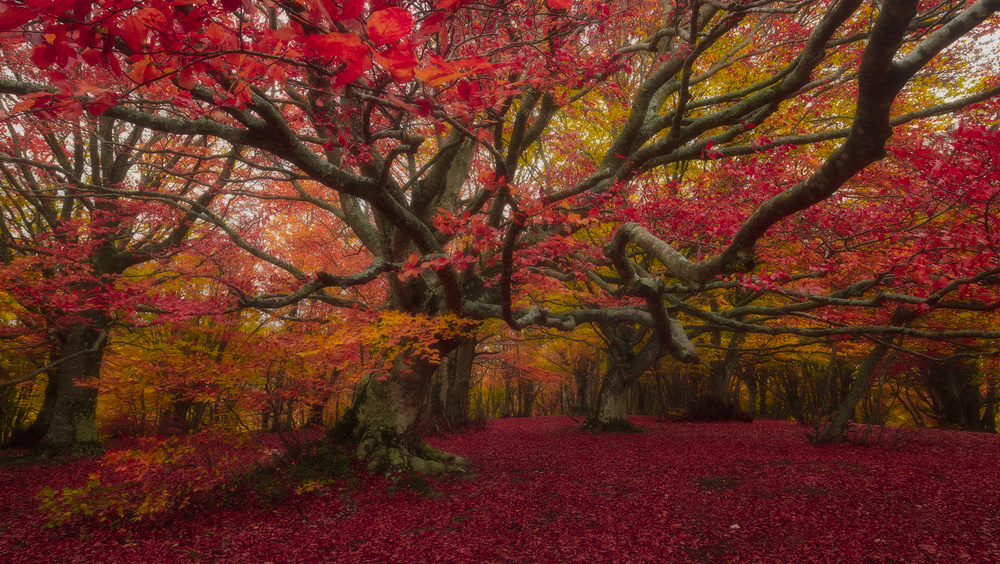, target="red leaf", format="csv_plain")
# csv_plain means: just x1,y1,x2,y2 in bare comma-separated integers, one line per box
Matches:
316,0,364,22
548,0,572,9
80,48,102,66
73,0,91,21
301,32,372,86
435,0,473,10
176,68,196,90
30,43,55,69
367,7,413,46
273,27,298,41
119,13,149,51
303,32,364,59
373,42,418,82
415,55,491,87
0,5,35,31
205,22,227,46
334,52,372,87
421,257,450,270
